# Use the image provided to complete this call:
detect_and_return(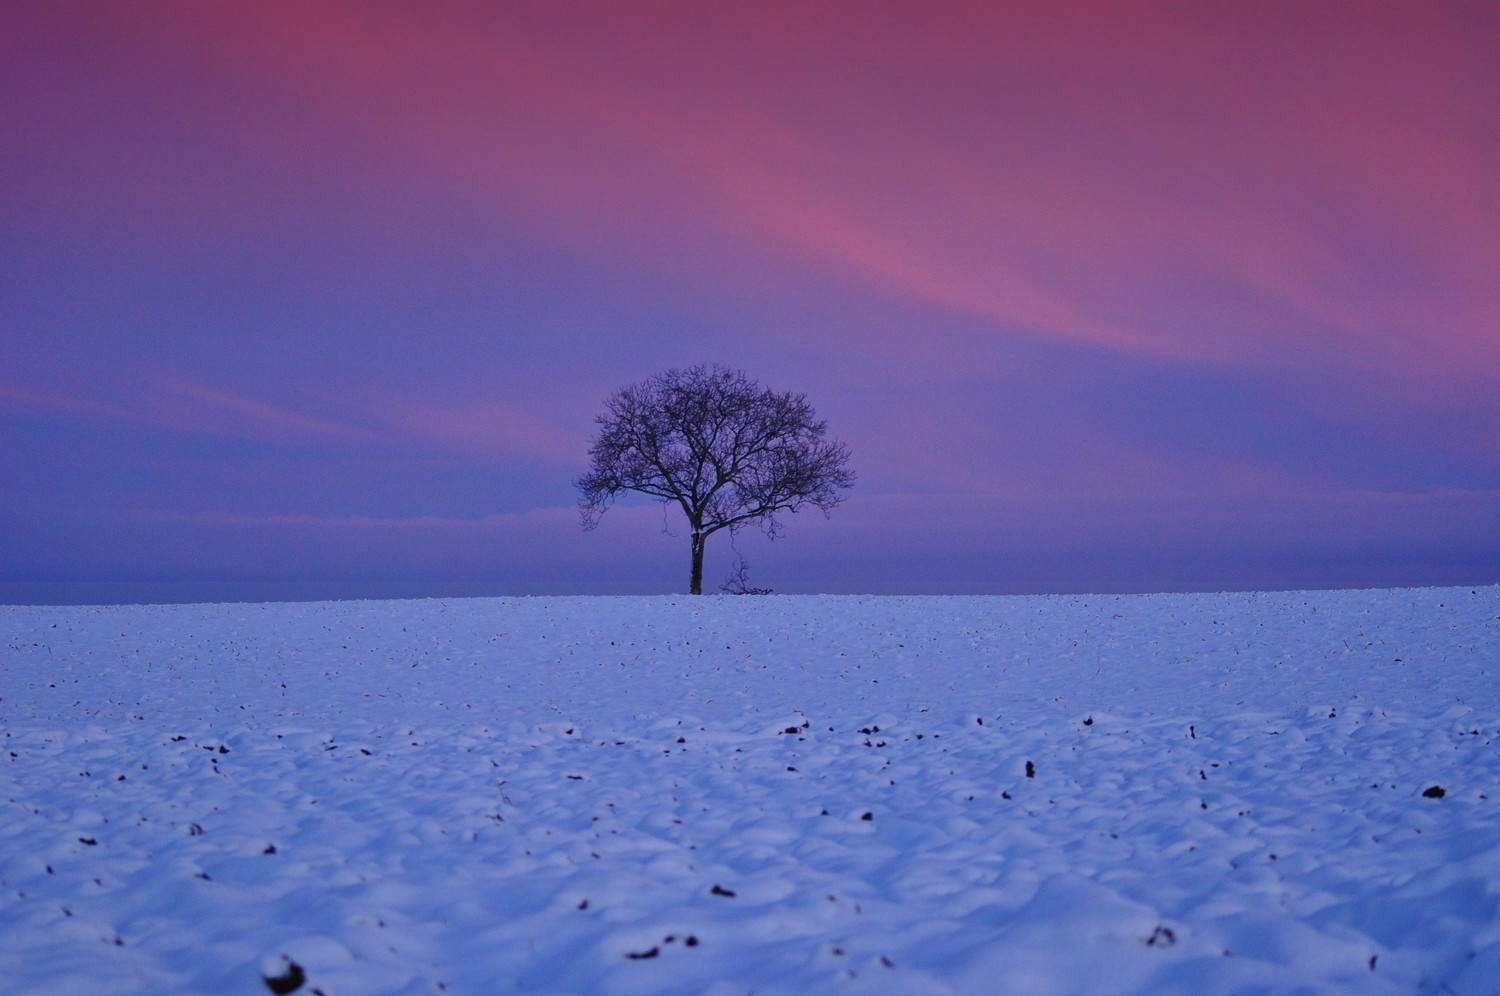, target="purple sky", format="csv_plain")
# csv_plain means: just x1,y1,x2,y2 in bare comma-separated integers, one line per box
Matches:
4,1,1497,601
